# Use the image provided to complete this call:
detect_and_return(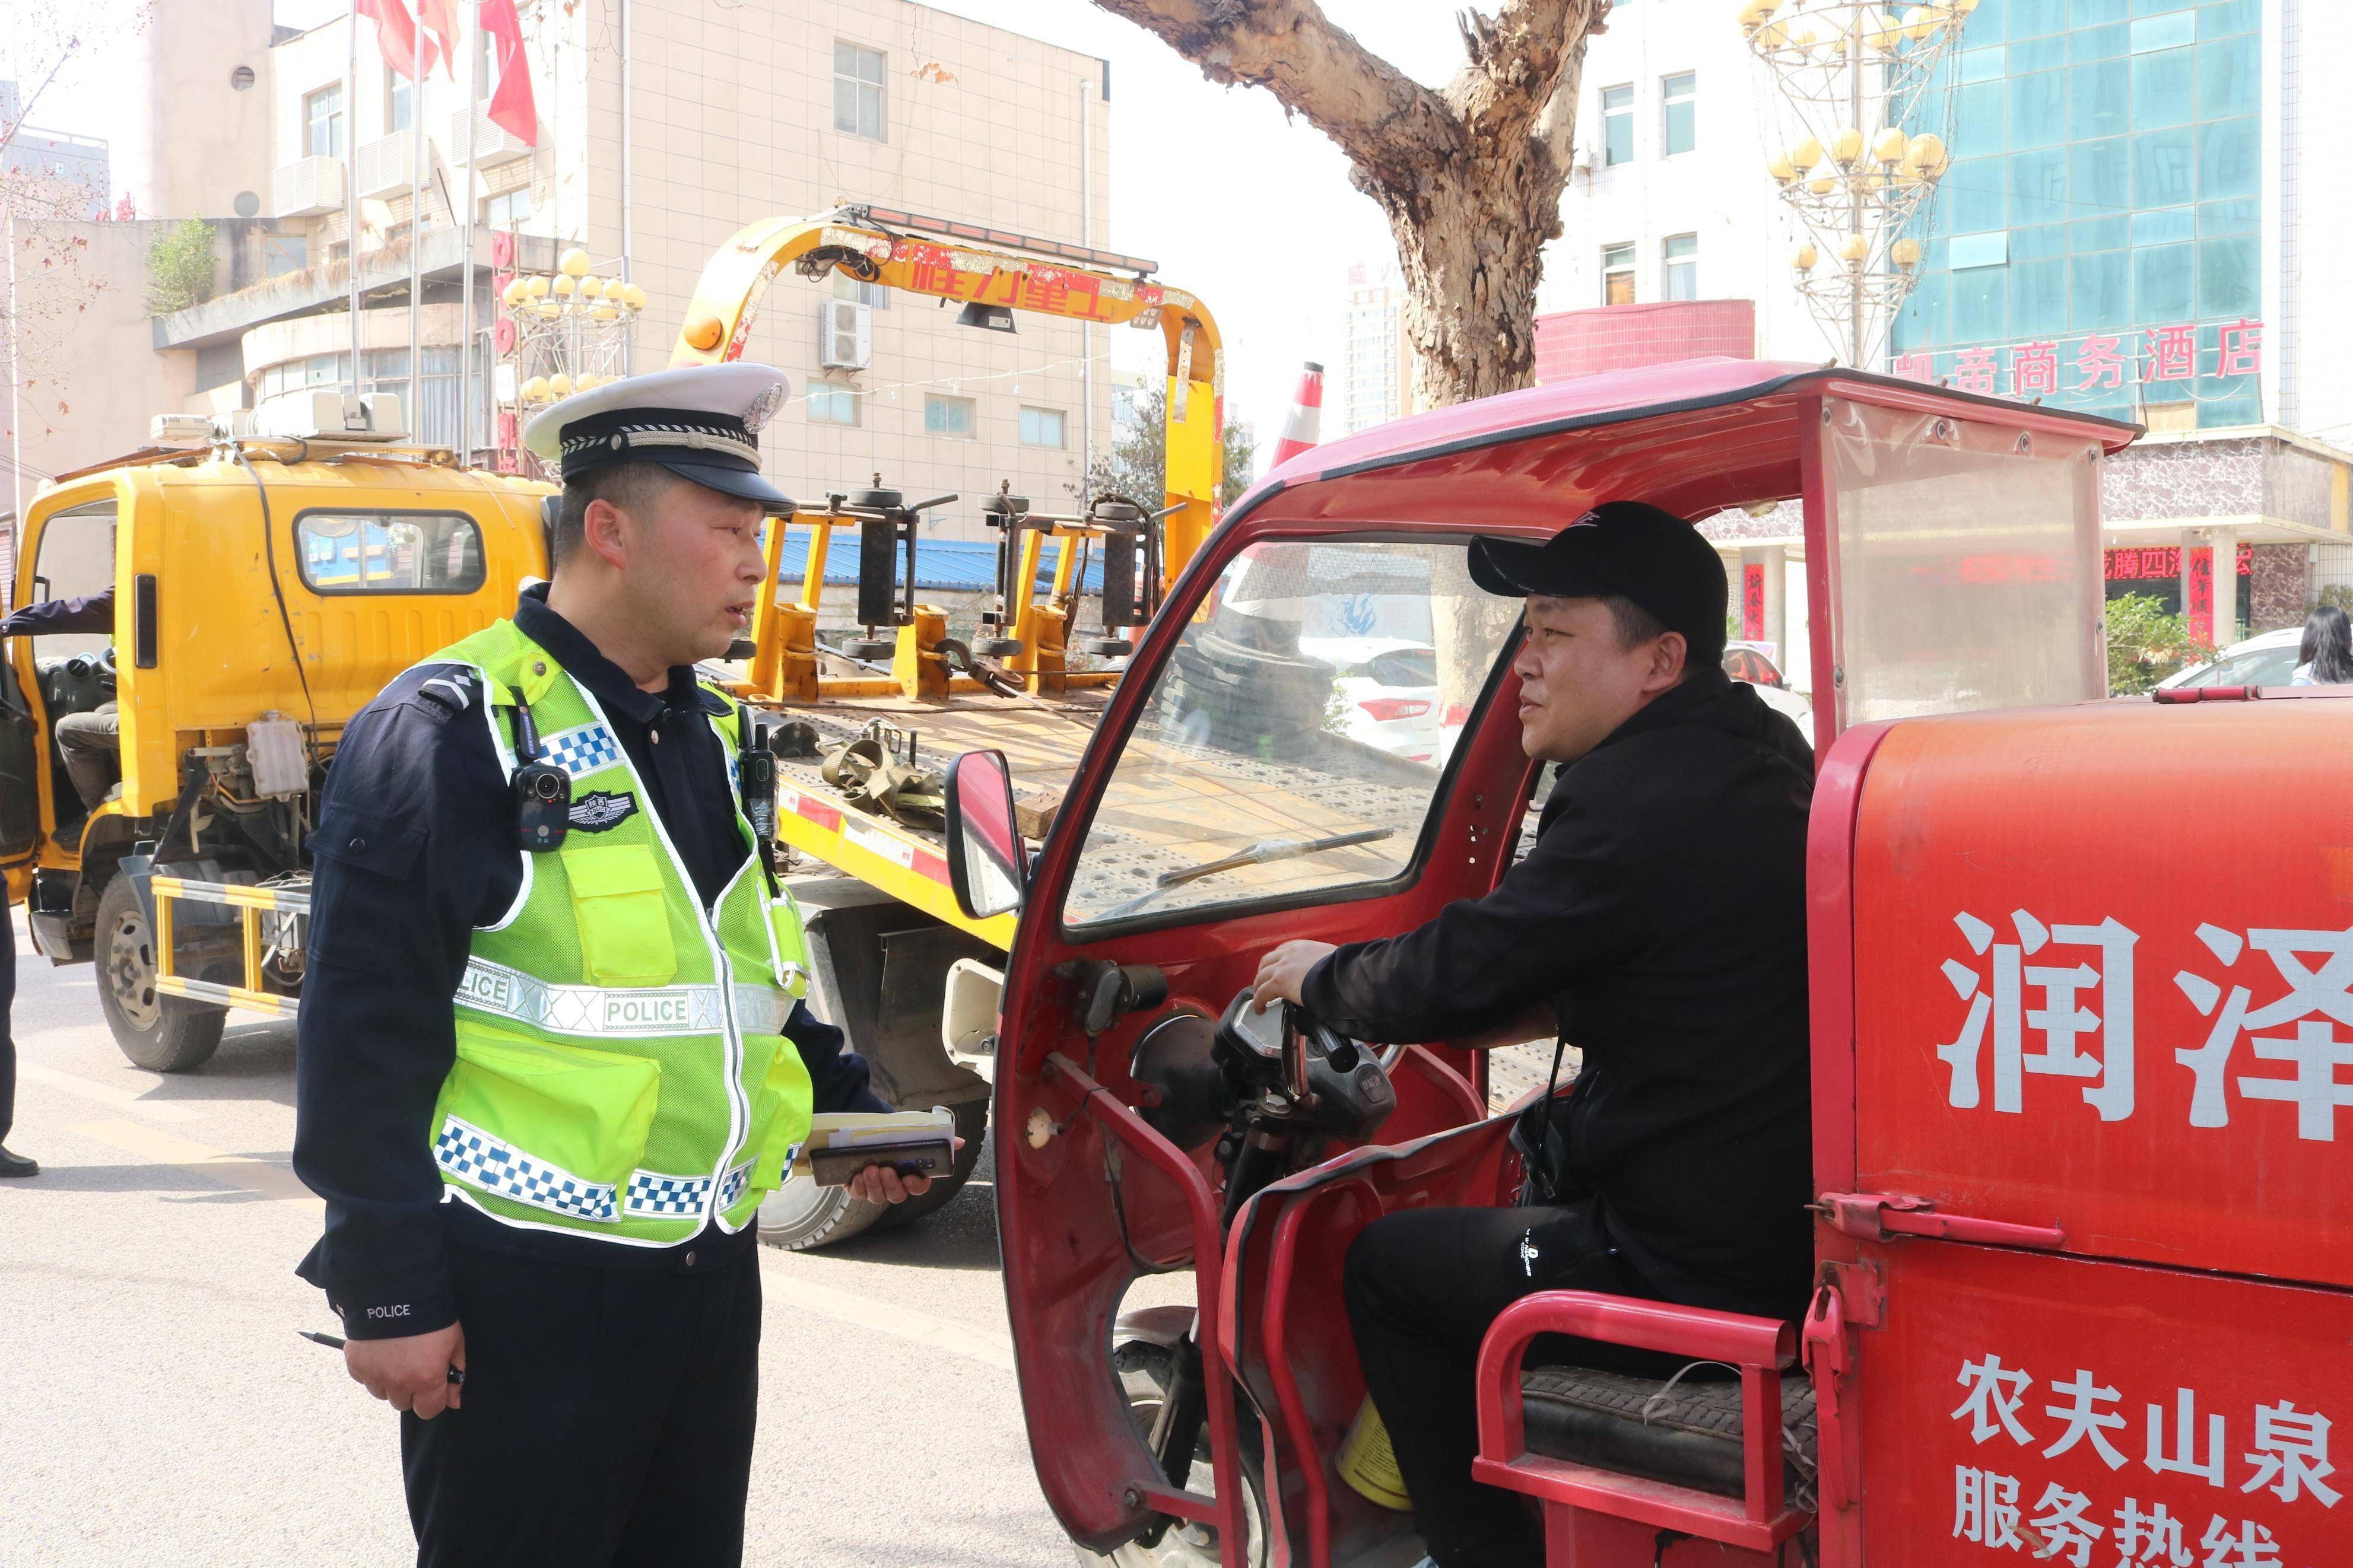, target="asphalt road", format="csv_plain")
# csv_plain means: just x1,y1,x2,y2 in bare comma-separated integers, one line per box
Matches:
0,907,1560,1568
0,908,1081,1568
